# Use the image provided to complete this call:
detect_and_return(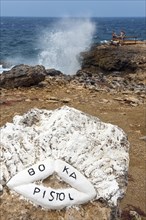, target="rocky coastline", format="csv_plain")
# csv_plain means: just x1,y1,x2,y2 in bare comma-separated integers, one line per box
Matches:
1,43,145,107
0,43,146,220
1,44,146,90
